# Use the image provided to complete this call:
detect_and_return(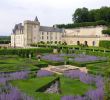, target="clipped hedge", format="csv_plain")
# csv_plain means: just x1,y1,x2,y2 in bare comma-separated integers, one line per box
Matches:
69,61,86,67
41,60,64,66
0,48,53,57
35,61,48,68
56,20,108,29
102,29,110,35
99,40,110,49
